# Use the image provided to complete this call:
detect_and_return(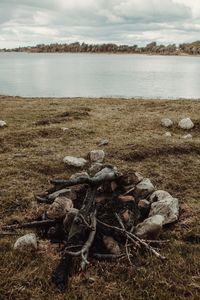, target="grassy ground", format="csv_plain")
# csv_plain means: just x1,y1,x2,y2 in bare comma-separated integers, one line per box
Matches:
0,96,200,300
